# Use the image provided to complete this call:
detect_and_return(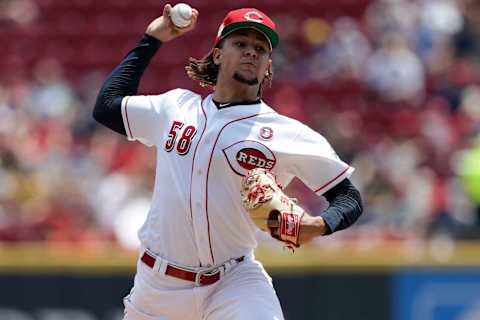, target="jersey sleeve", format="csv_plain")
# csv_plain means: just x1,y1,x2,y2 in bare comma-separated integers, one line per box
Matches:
120,89,190,147
288,124,354,195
